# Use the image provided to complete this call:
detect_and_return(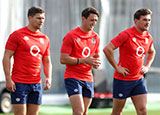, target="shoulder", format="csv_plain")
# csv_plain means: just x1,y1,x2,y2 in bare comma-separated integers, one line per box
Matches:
67,27,78,36
63,27,79,41
121,27,133,35
10,27,26,35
